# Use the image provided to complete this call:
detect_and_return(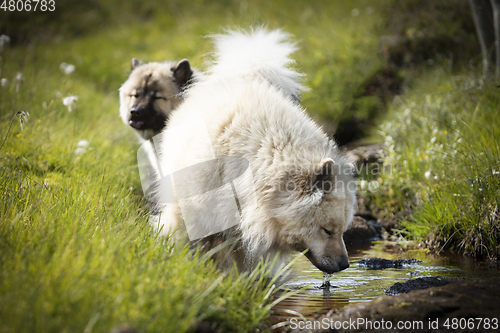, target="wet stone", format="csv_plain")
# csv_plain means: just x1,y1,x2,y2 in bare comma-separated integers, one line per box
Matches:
357,257,421,270
346,144,385,165
343,216,381,247
385,276,465,295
